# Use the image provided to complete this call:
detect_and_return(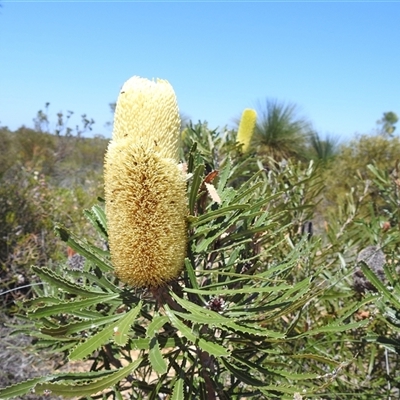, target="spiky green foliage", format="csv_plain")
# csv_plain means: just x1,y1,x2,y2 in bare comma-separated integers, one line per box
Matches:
308,132,339,164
